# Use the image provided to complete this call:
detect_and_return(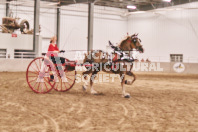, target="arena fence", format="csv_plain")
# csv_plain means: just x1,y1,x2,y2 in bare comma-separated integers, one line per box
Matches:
0,51,6,58
14,52,36,59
